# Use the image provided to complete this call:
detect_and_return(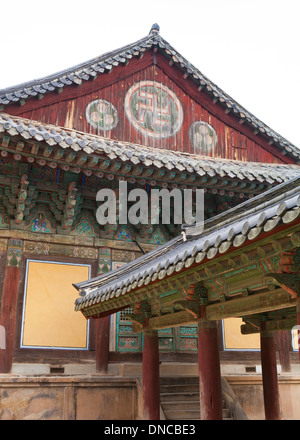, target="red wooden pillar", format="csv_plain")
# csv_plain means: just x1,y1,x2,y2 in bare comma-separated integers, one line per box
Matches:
95,248,111,374
198,320,223,420
260,330,281,420
143,328,160,420
0,239,22,373
95,316,110,373
275,331,291,372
